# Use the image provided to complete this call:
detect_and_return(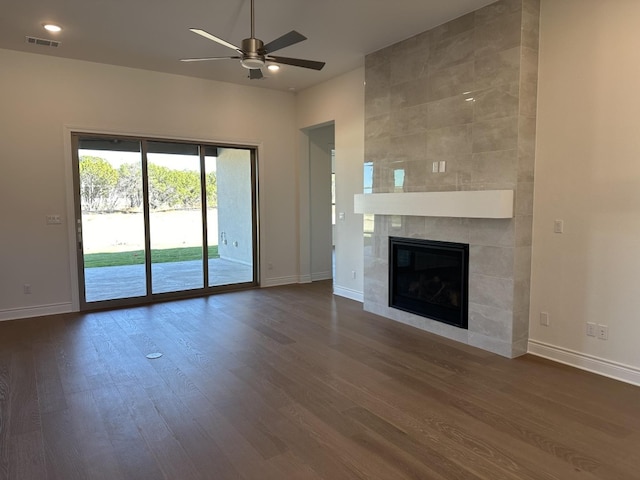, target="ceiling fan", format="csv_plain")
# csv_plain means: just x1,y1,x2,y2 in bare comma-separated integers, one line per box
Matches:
181,0,326,79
